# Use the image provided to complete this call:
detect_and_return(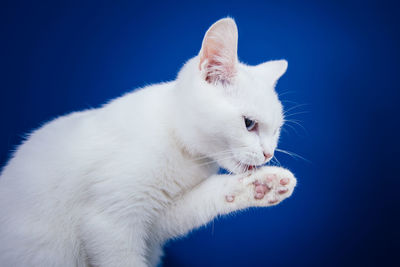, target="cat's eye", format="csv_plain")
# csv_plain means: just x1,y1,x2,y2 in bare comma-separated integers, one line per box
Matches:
244,117,257,131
